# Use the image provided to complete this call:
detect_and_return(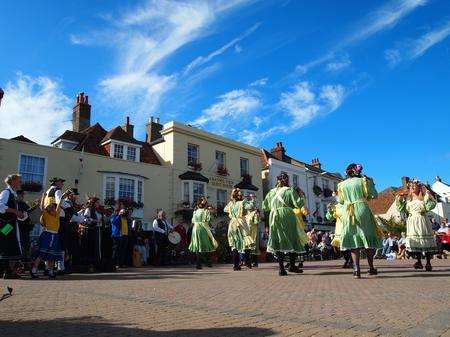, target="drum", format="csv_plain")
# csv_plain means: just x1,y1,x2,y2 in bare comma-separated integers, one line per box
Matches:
168,231,181,245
